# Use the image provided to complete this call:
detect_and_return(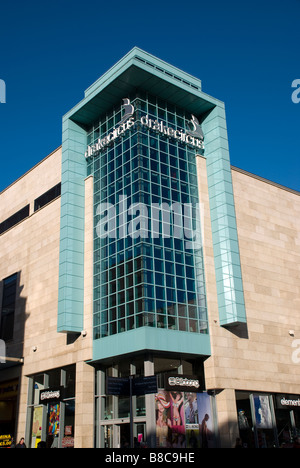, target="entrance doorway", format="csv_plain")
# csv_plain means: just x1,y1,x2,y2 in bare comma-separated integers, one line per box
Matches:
120,423,130,448
103,423,129,448
102,422,146,448
103,425,114,448
0,379,19,446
